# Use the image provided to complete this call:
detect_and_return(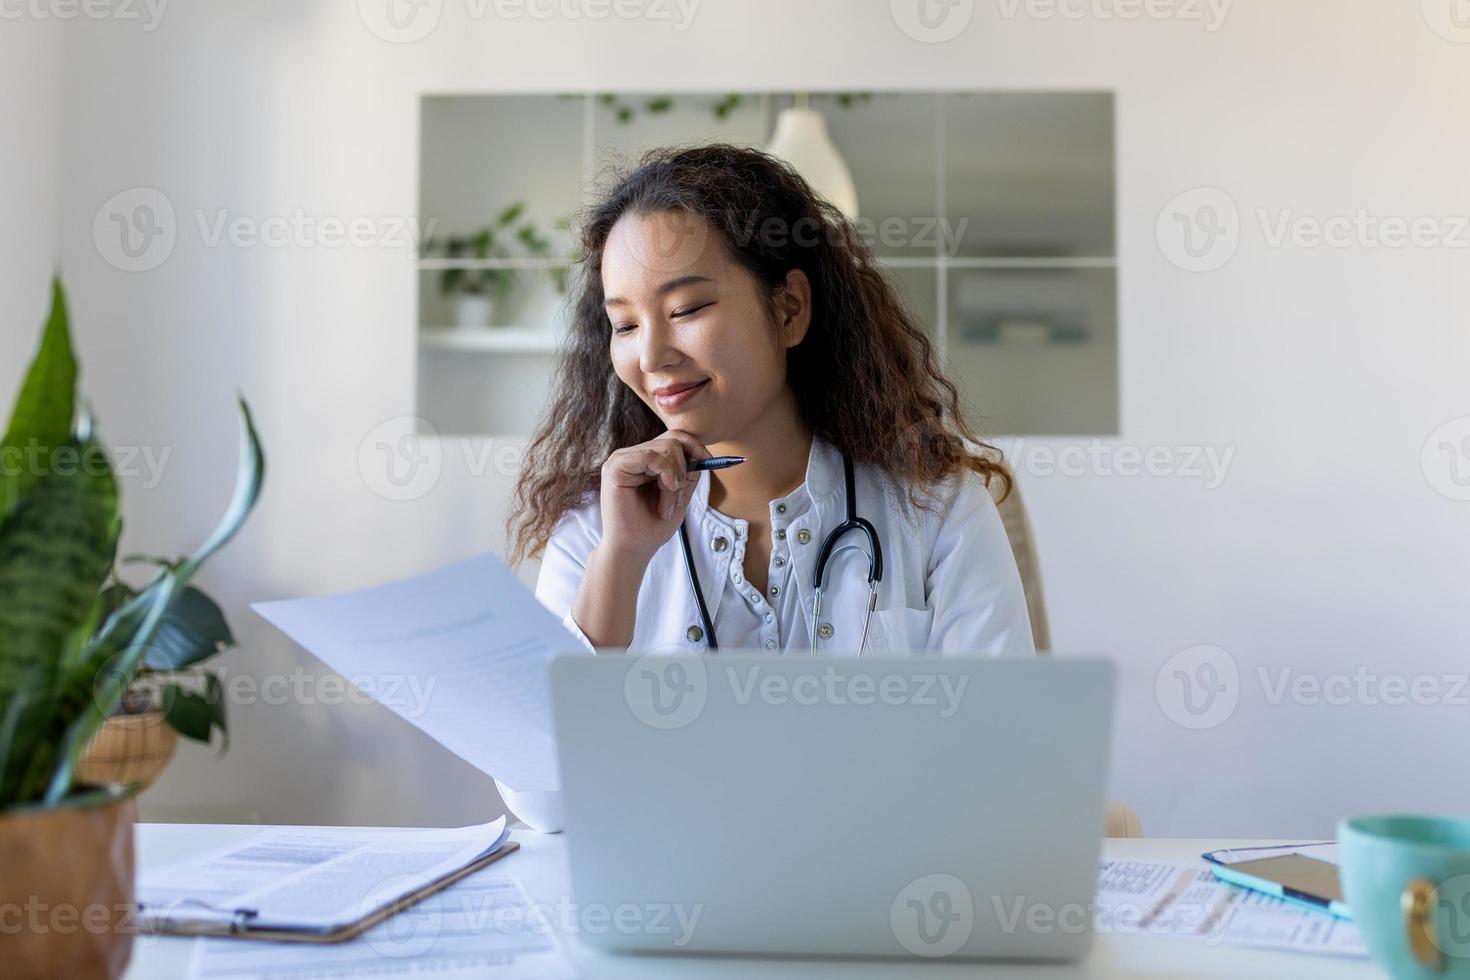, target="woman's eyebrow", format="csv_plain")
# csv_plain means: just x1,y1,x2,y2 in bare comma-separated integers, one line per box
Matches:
604,274,714,309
